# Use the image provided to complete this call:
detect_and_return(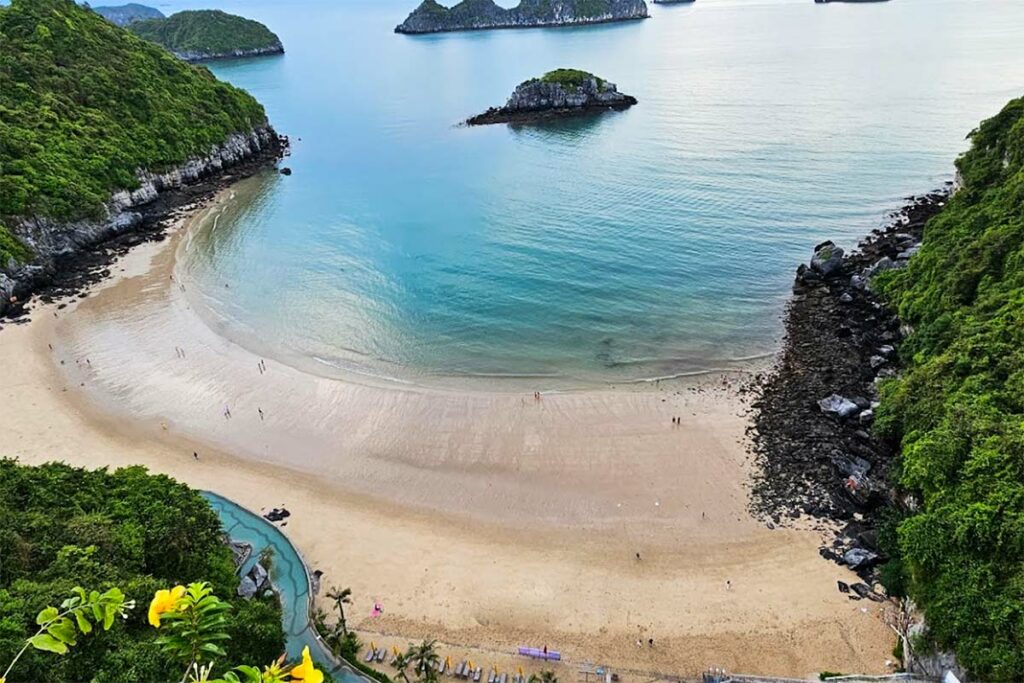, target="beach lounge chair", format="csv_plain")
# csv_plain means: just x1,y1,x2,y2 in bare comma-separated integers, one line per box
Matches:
376,648,387,662
365,648,376,663
455,662,466,677
488,671,495,683
500,673,508,683
474,667,482,682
